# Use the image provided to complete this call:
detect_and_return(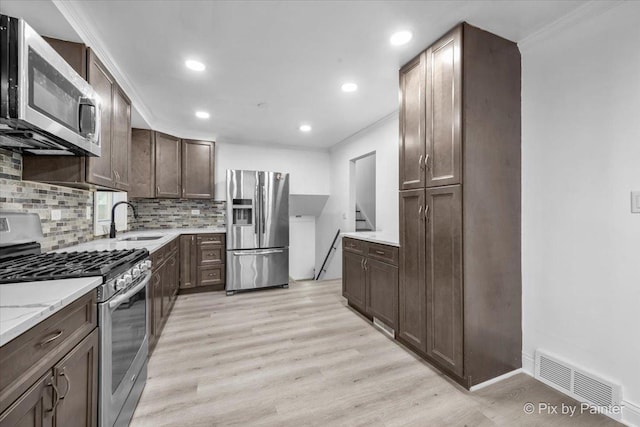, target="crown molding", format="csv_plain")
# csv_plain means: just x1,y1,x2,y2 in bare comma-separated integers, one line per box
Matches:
52,0,156,128
518,0,624,51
